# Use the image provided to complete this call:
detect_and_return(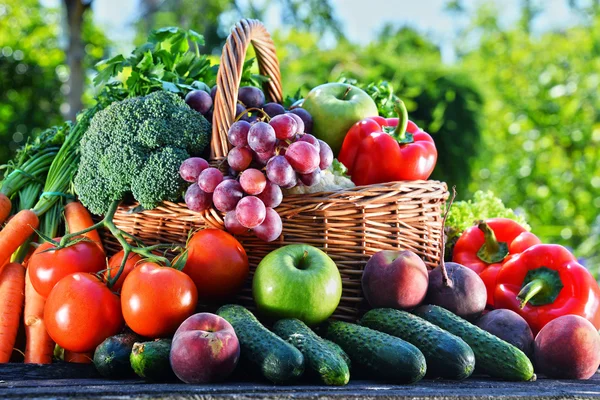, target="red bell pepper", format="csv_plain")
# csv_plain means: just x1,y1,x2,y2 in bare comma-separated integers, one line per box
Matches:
494,244,600,334
338,101,437,186
453,218,541,306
